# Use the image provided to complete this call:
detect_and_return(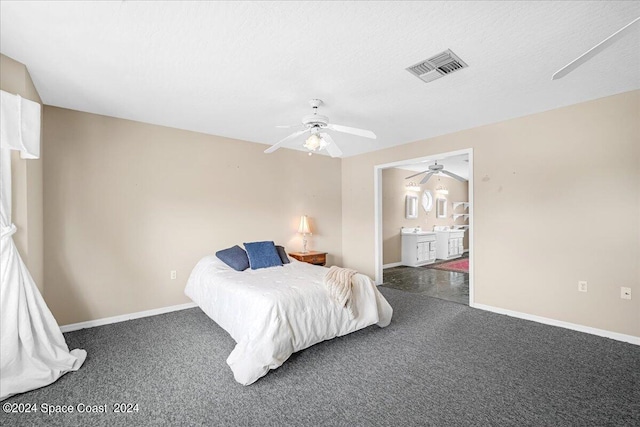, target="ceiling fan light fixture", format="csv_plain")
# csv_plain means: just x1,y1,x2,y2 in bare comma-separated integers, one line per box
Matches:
303,133,326,151
266,99,375,157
